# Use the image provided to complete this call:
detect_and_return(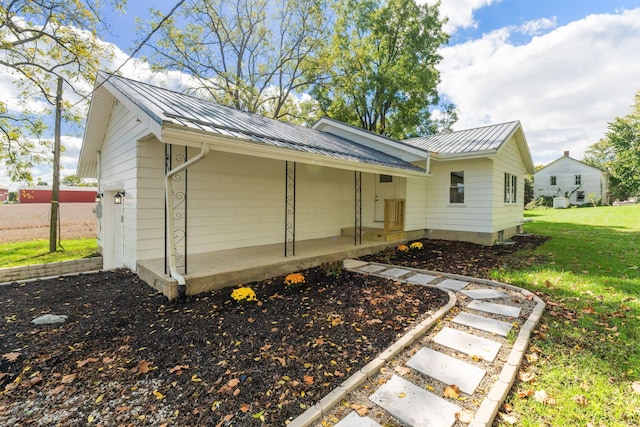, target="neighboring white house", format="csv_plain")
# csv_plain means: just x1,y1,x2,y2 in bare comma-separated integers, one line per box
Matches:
77,72,534,298
534,151,609,205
